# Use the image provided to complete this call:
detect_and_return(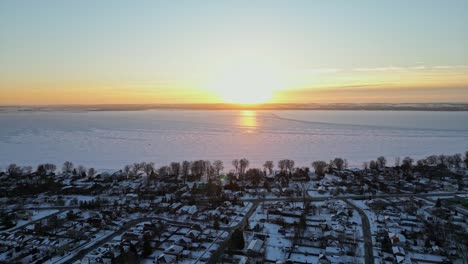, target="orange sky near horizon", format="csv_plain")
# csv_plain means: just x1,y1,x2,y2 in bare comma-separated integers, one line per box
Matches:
2,66,468,105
